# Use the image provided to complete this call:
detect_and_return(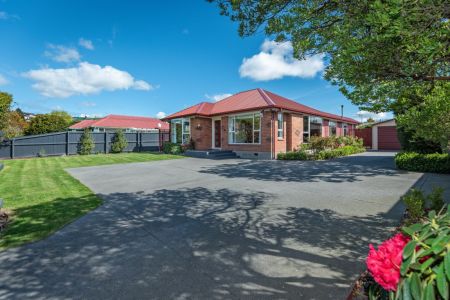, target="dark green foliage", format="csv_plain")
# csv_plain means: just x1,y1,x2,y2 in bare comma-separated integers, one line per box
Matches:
277,150,308,160
163,142,184,155
78,129,94,155
399,208,450,300
402,189,425,223
26,111,73,135
427,187,445,212
397,127,442,154
111,130,128,153
395,152,450,174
